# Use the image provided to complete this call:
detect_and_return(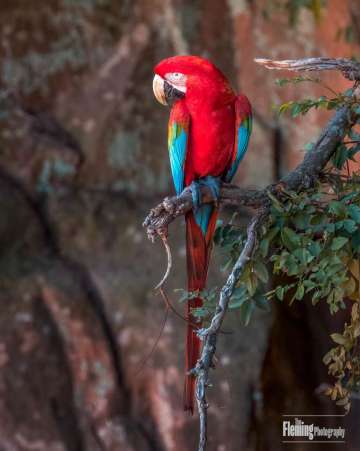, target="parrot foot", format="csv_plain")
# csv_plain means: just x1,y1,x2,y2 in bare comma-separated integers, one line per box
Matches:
189,176,221,211
189,180,202,211
202,176,221,206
